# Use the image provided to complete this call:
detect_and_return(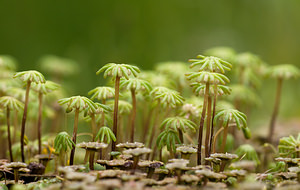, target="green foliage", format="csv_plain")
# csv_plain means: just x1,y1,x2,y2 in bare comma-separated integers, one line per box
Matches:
234,52,262,68
39,55,79,77
88,86,115,101
84,102,112,117
0,96,24,111
58,96,96,113
96,63,140,79
278,133,300,158
54,131,74,153
139,71,174,88
107,100,132,115
120,77,152,93
235,144,260,165
31,80,60,94
0,55,18,71
13,70,45,83
204,46,236,63
189,55,232,73
185,71,230,85
150,87,184,108
160,116,197,133
190,83,231,96
156,129,181,153
95,126,116,144
265,64,300,80
6,87,36,102
228,85,261,107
